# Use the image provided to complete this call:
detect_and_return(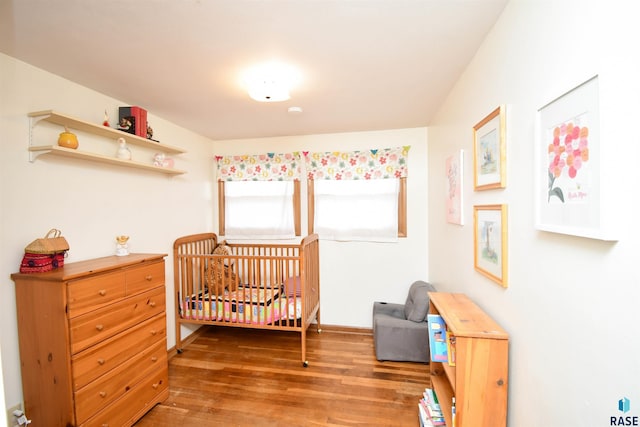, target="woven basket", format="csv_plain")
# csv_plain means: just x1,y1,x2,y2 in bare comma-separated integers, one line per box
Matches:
25,229,69,255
